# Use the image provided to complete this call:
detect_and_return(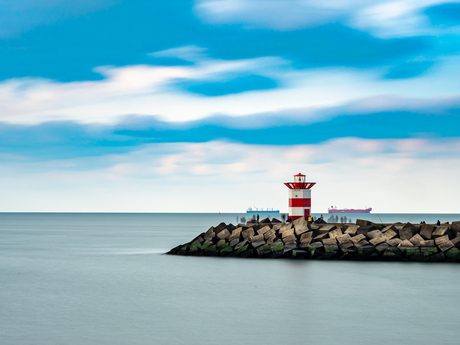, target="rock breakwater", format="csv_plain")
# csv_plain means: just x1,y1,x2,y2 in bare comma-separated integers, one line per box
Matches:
167,217,460,262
